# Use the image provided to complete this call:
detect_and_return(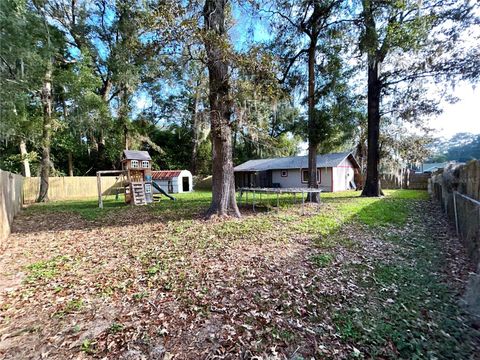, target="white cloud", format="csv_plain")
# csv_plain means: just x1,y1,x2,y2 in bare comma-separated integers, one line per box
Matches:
429,85,480,138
